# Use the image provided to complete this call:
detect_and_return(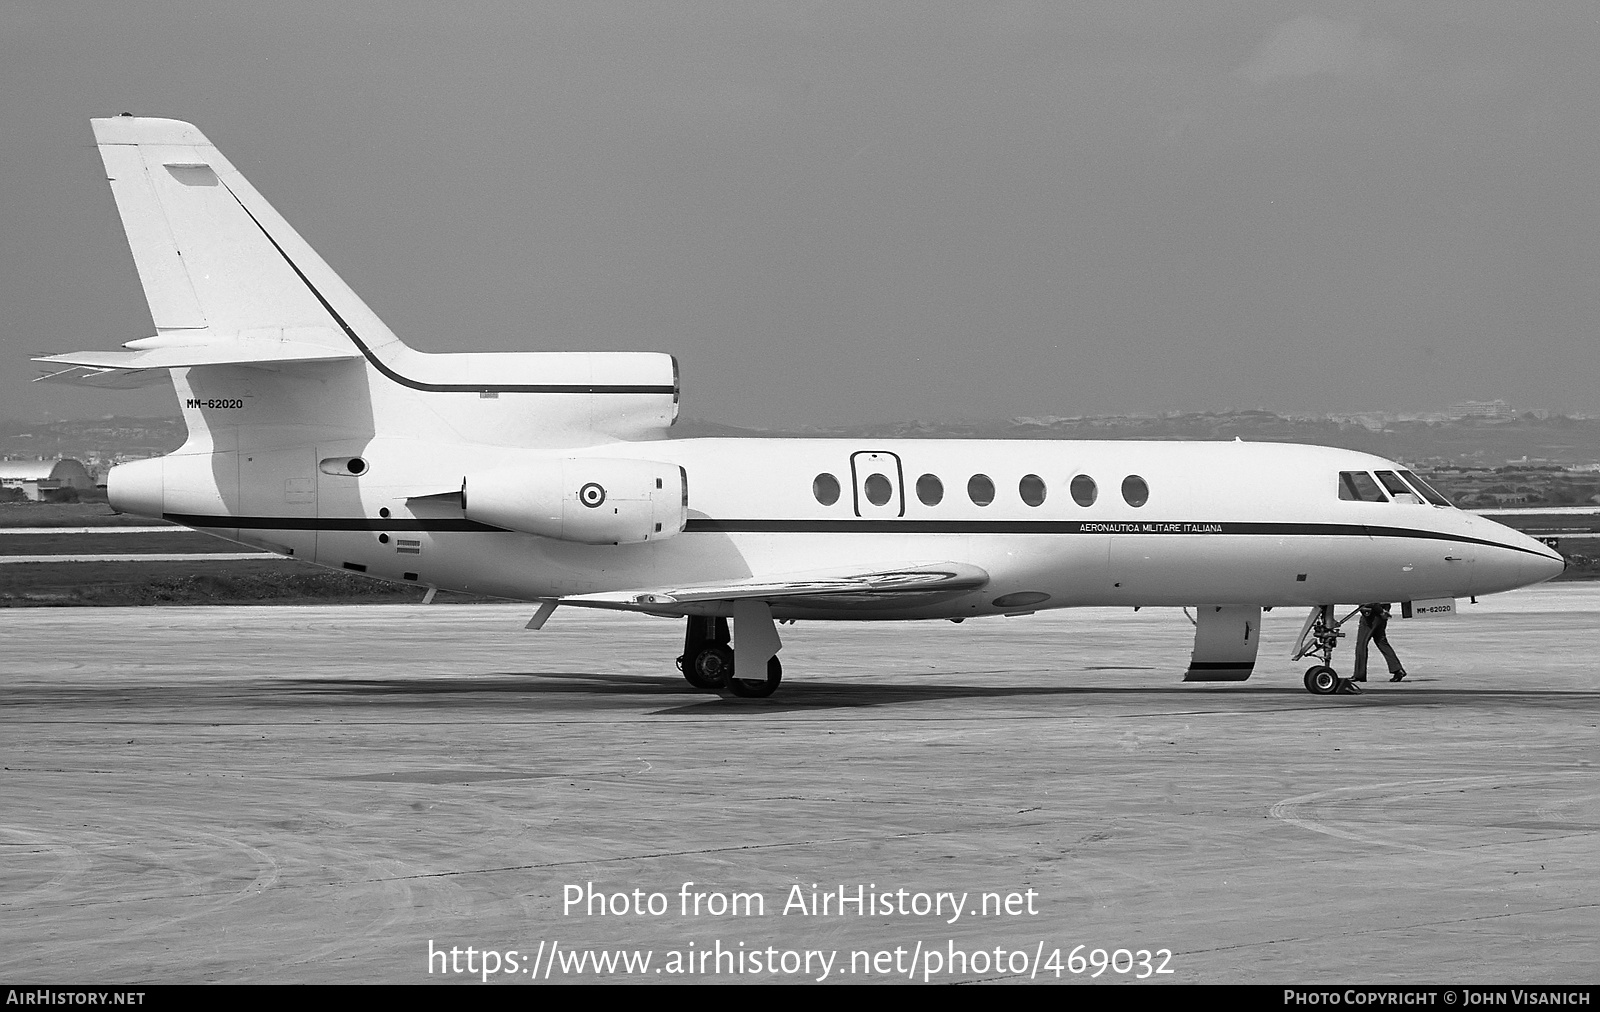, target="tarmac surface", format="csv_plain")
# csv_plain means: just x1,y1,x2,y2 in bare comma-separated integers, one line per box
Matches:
2,585,1596,985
